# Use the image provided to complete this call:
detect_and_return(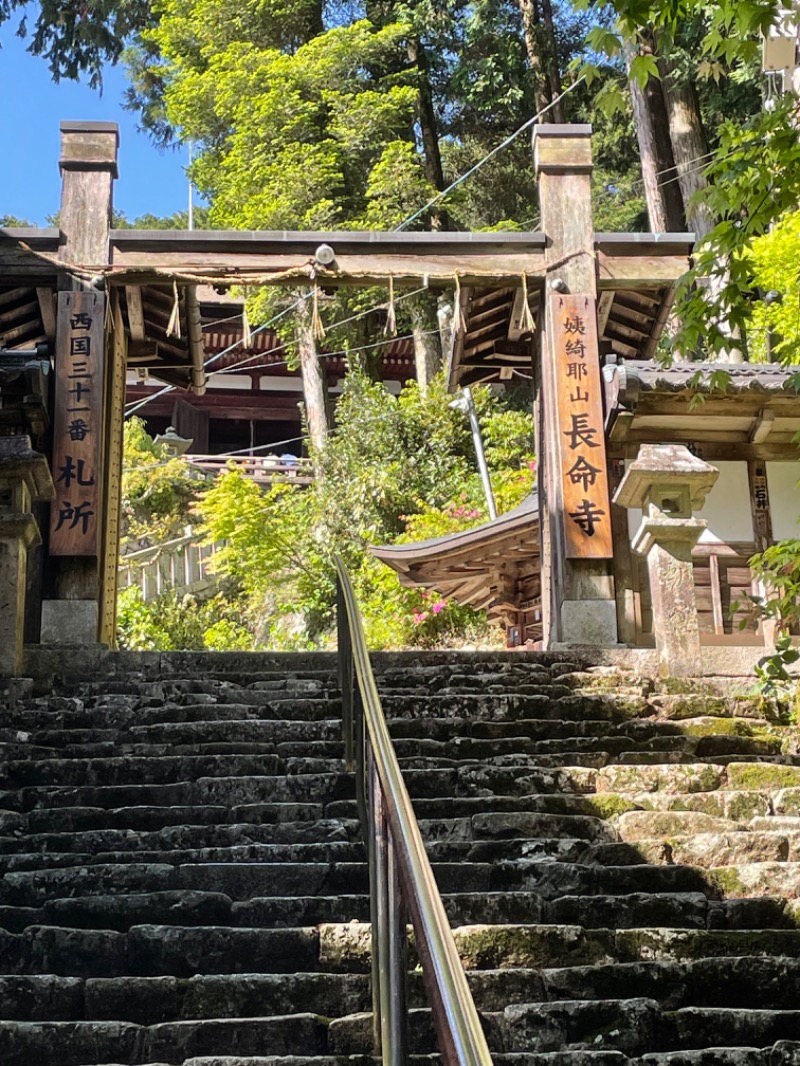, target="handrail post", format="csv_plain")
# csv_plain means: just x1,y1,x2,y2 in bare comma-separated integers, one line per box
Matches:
335,555,494,1066
337,574,355,772
386,827,409,1065
371,747,409,1066
368,746,384,1056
